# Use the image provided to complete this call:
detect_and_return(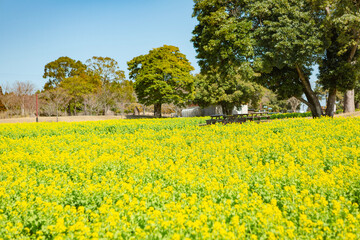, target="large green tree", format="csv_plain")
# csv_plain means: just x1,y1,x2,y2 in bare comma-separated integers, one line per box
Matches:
128,45,195,117
43,56,86,89
192,0,360,117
